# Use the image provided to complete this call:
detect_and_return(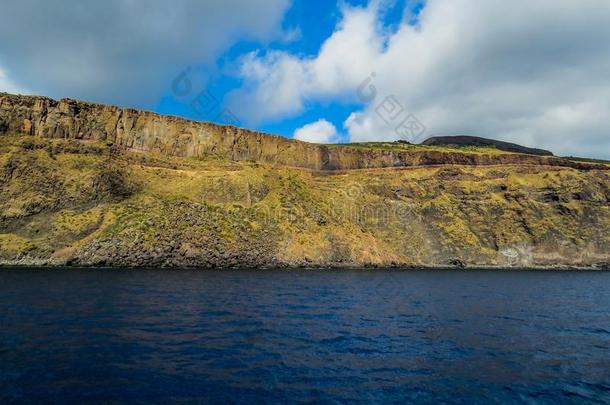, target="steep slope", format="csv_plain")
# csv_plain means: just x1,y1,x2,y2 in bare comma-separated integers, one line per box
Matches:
1,135,608,268
0,93,603,171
